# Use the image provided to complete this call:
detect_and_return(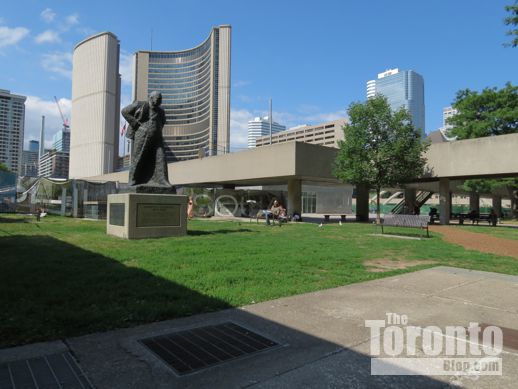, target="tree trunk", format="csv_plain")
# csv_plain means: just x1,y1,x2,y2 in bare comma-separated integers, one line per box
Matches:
376,187,381,225
506,186,518,219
